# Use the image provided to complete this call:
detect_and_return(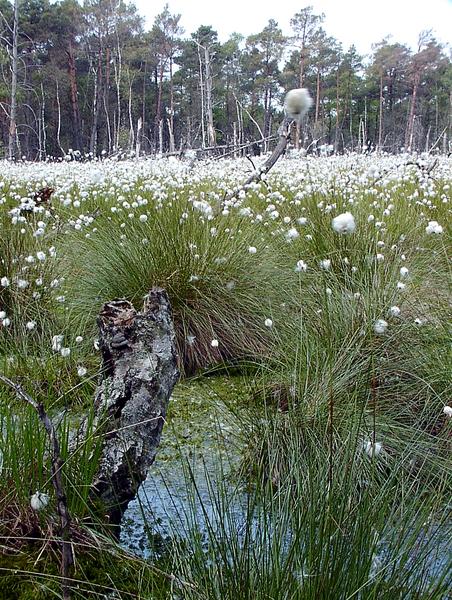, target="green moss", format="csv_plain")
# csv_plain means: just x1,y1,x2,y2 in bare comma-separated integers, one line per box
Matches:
0,543,172,599
0,551,59,600
159,375,249,462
